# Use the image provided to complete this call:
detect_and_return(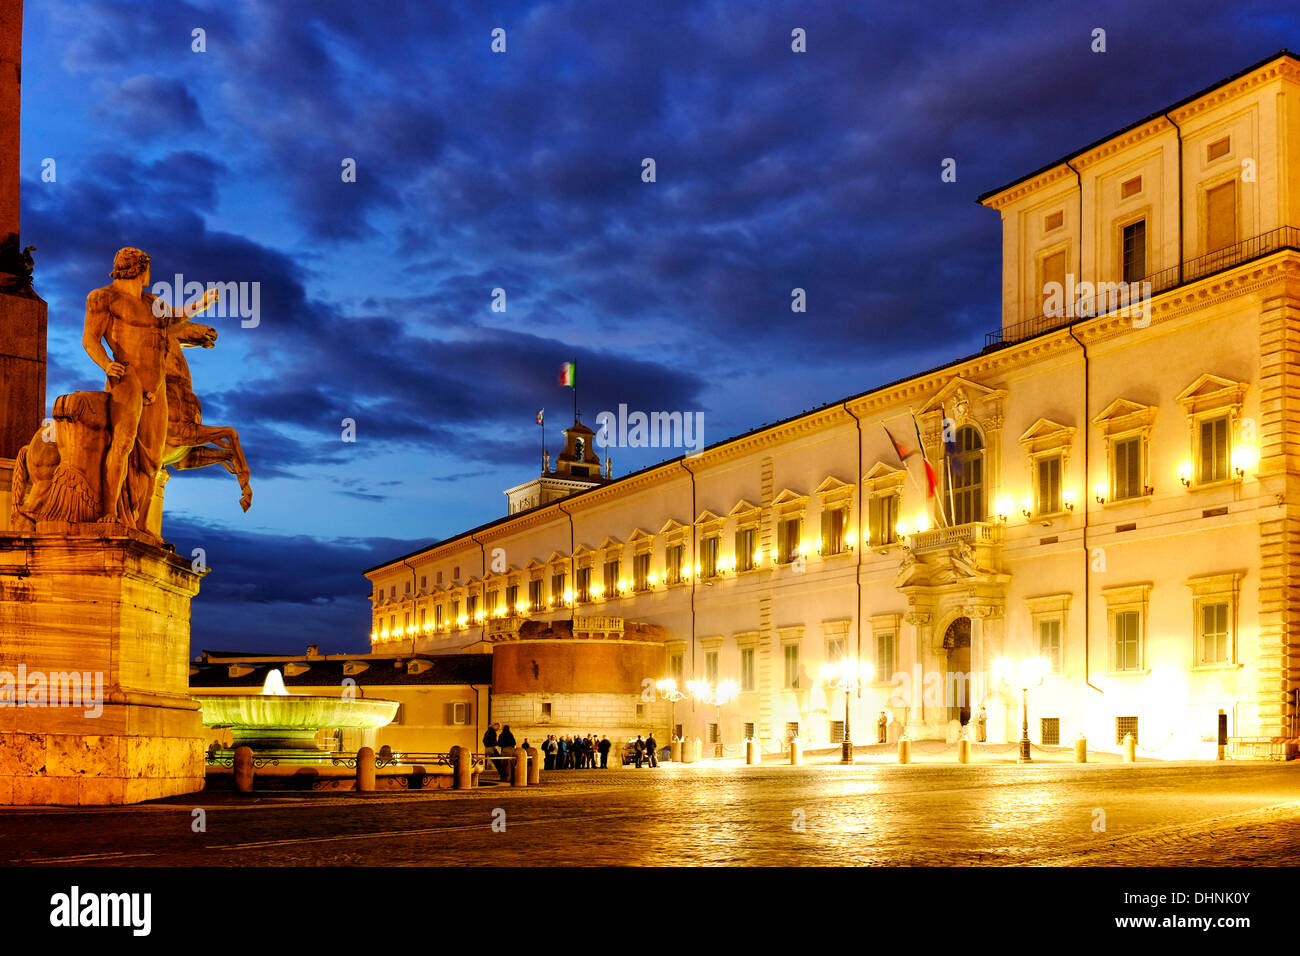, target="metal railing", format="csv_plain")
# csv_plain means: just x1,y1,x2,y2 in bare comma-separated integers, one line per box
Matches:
205,749,485,769
986,225,1300,348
